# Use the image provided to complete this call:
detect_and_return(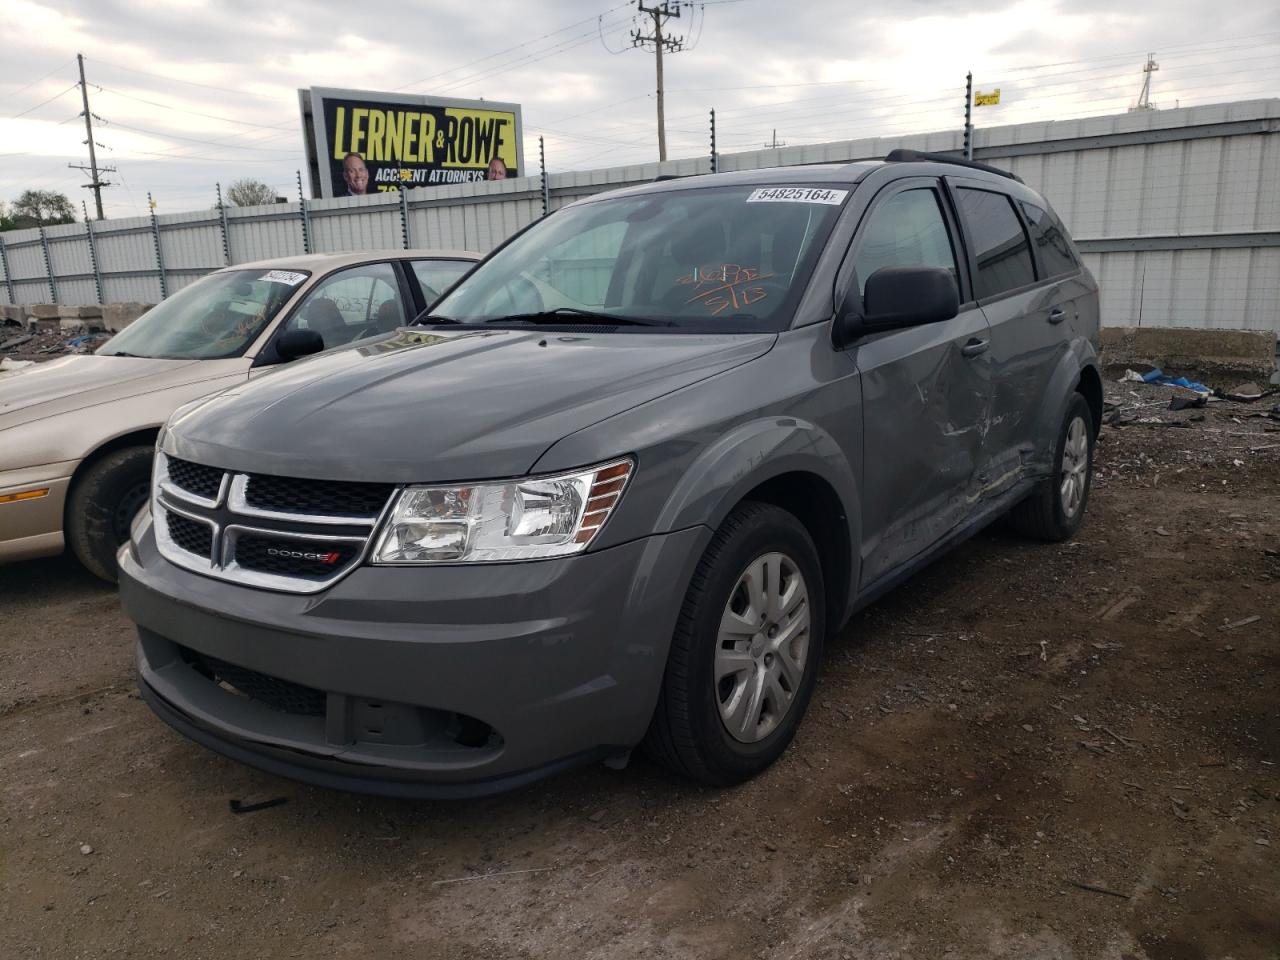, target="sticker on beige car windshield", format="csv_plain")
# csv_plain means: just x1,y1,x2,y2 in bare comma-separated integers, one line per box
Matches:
259,270,308,286
746,187,848,205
